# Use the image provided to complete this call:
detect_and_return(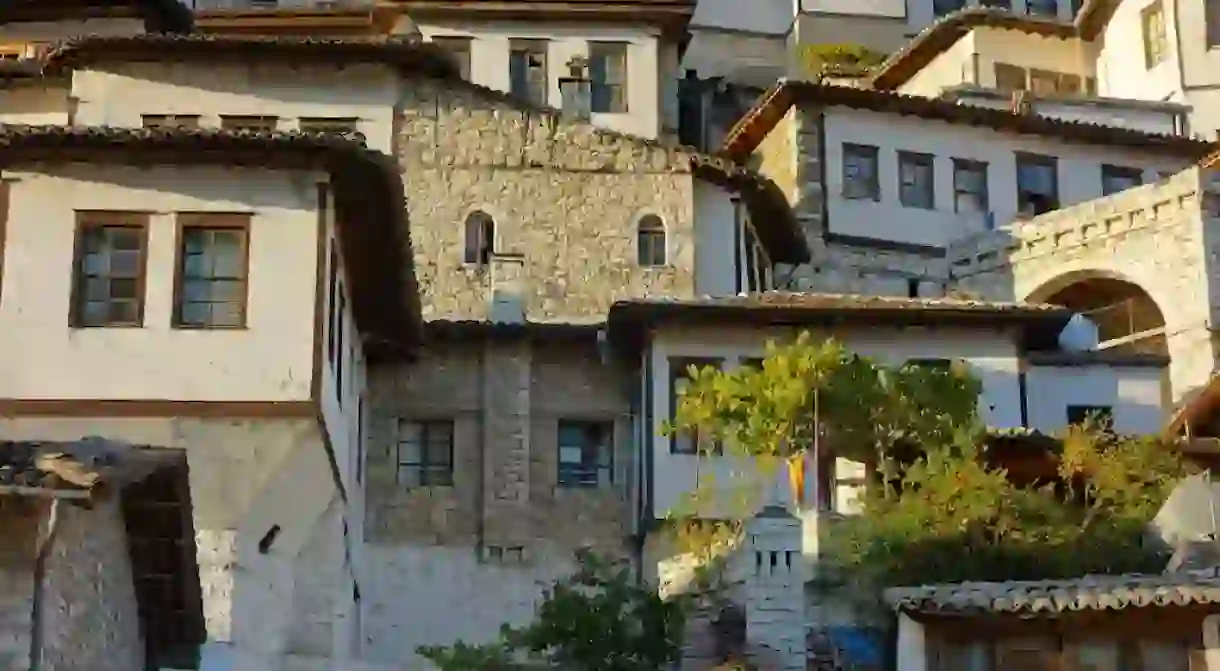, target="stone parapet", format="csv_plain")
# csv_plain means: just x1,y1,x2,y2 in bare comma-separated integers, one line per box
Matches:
948,168,1207,281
